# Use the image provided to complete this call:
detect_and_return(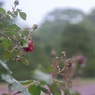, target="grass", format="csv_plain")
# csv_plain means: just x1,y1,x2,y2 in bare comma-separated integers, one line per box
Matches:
72,77,95,86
